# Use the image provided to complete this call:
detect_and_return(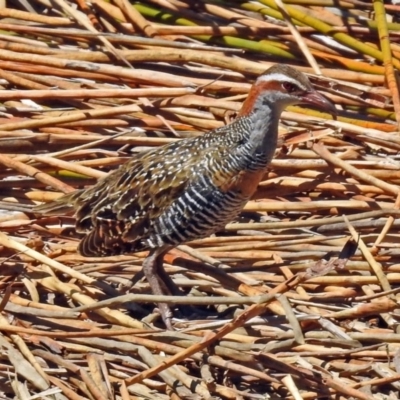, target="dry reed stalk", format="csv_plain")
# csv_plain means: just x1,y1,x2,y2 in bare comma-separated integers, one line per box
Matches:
0,0,400,398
